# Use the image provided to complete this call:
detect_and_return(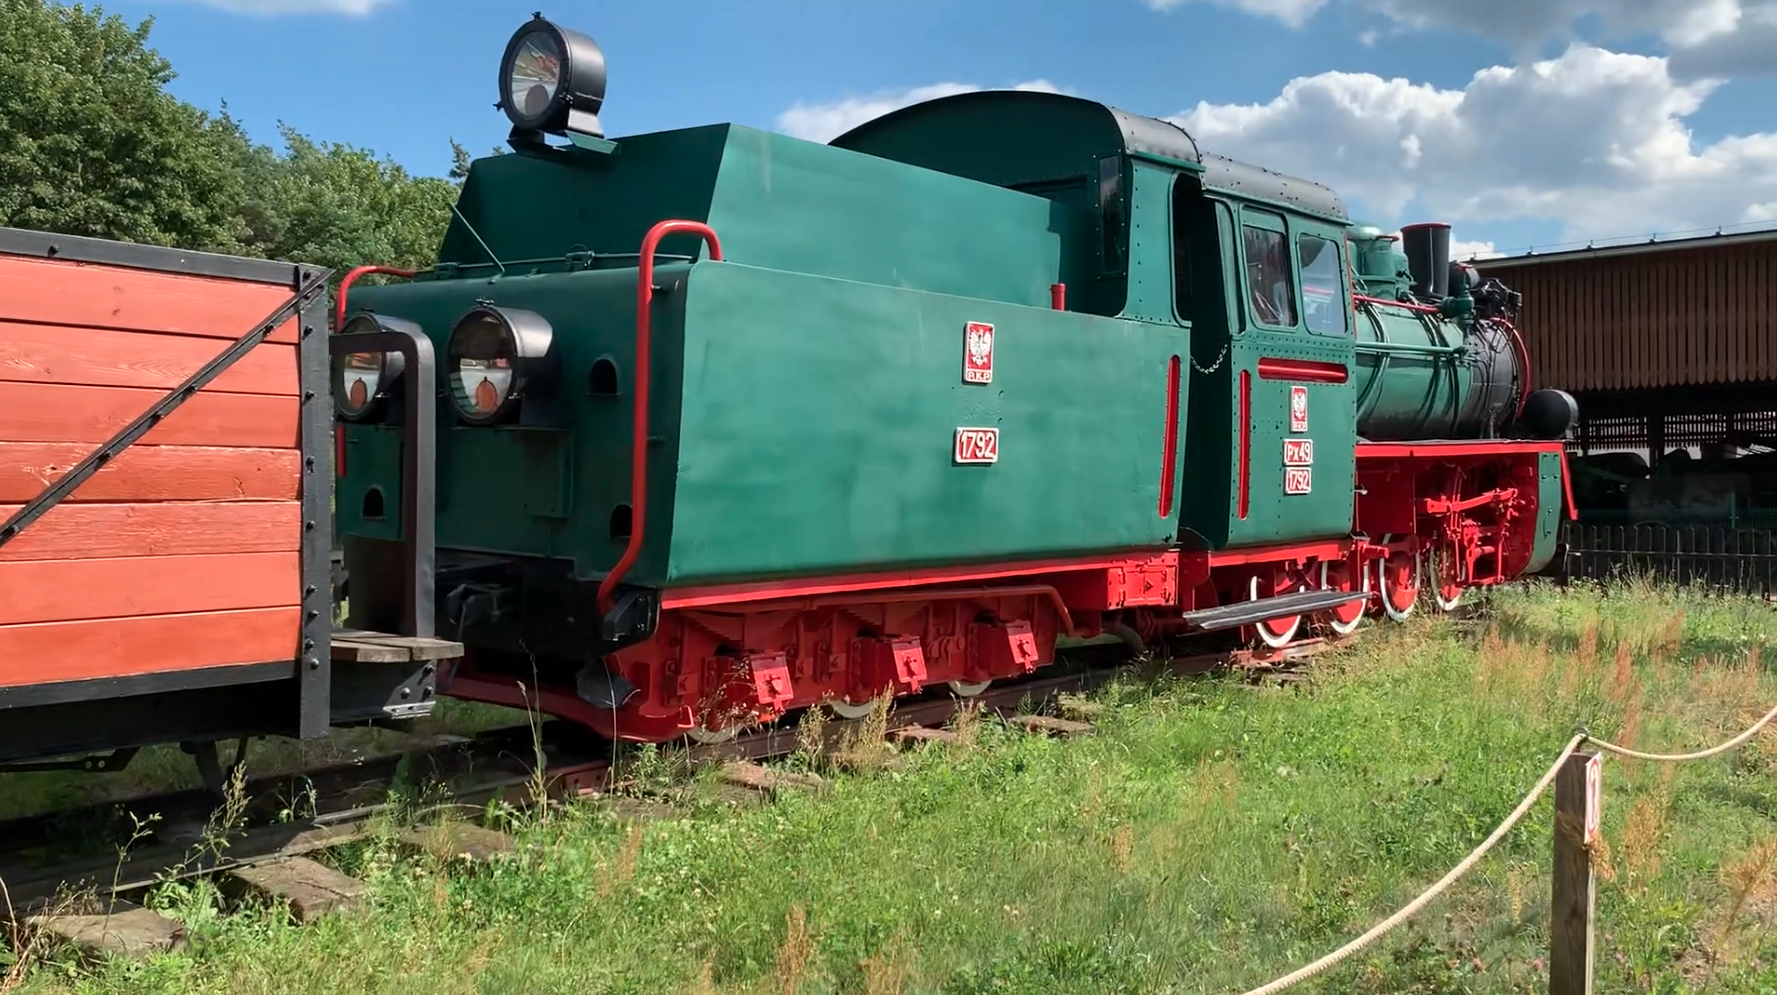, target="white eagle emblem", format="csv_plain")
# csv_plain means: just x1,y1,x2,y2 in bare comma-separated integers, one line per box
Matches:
963,321,995,383
967,326,993,365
